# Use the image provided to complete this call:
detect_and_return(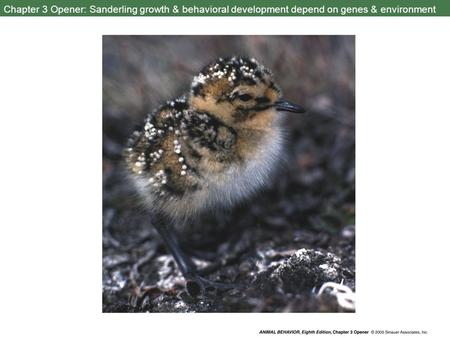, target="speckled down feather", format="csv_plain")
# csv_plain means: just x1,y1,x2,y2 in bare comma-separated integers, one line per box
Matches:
125,57,285,223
